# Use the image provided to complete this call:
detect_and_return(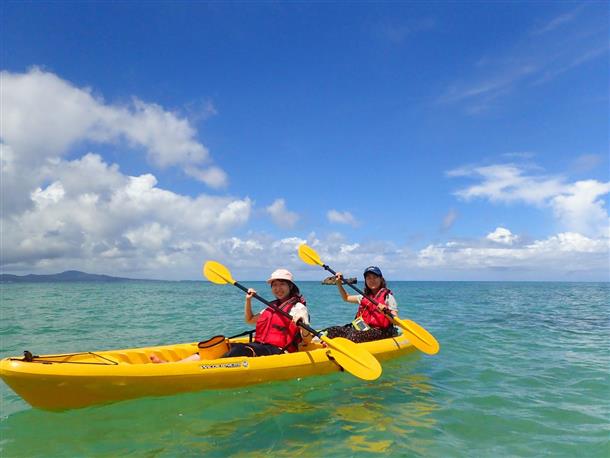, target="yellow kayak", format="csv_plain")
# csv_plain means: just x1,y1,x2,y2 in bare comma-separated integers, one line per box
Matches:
0,334,416,410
